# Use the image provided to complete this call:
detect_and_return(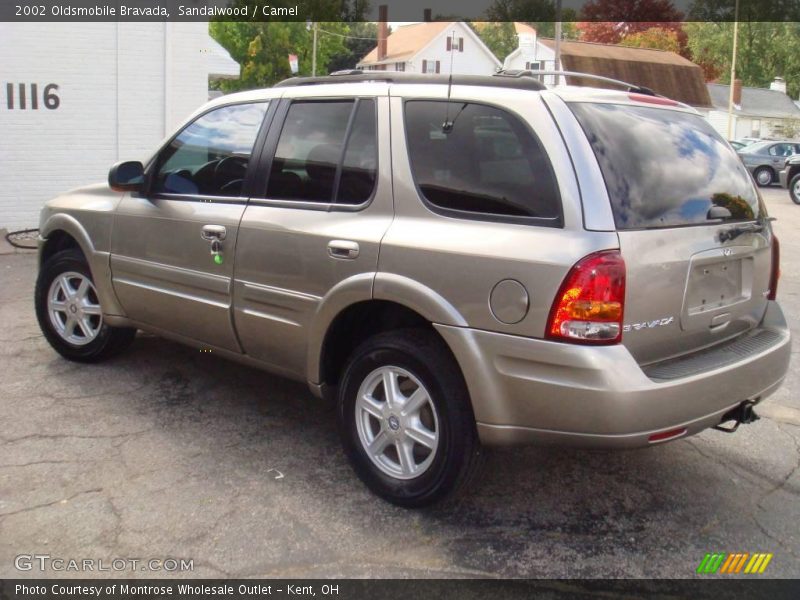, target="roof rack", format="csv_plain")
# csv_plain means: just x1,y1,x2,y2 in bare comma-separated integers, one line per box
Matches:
274,70,547,91
495,69,659,96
